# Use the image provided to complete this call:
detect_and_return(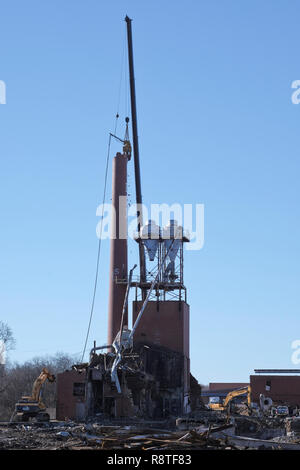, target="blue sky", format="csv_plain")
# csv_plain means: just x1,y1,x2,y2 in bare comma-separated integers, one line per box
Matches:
0,0,300,384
